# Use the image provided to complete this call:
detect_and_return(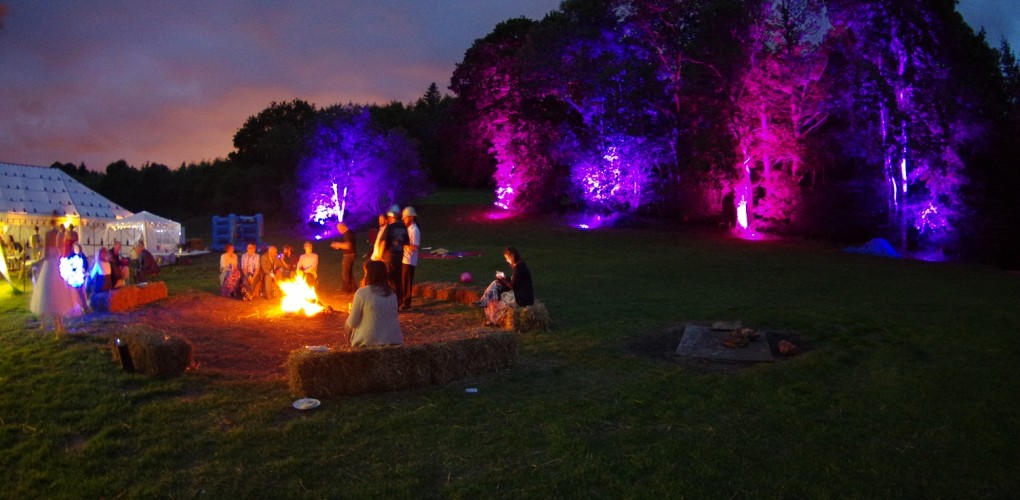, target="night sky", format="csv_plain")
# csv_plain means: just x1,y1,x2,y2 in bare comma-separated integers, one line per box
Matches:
0,1,1015,170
